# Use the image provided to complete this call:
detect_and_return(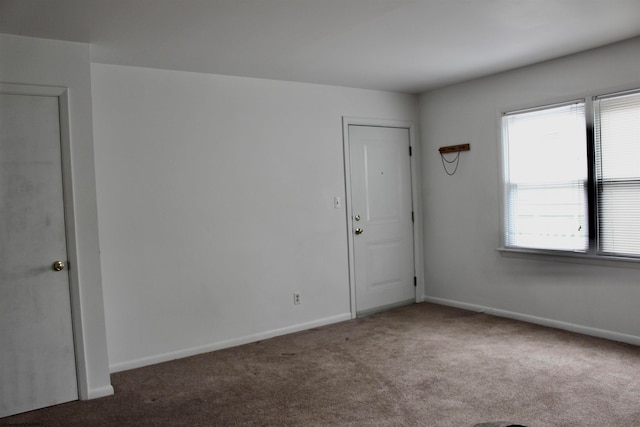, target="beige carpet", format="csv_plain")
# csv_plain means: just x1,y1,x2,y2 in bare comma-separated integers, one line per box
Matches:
2,303,640,426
